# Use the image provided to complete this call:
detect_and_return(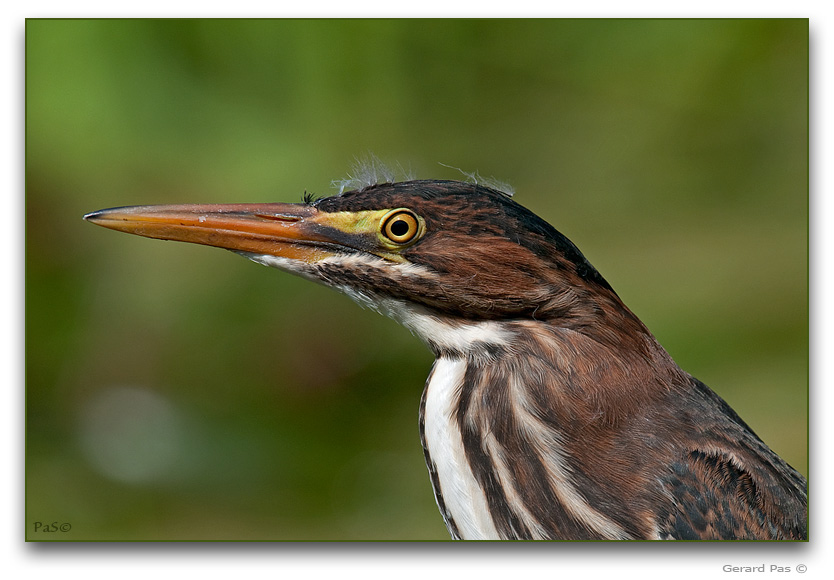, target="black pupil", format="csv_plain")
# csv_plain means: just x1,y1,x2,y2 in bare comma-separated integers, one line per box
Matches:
389,218,410,237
